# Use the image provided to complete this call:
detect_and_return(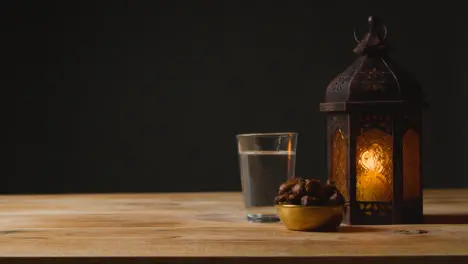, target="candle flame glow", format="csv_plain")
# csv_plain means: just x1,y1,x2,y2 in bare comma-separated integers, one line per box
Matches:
356,128,393,202
359,143,387,173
